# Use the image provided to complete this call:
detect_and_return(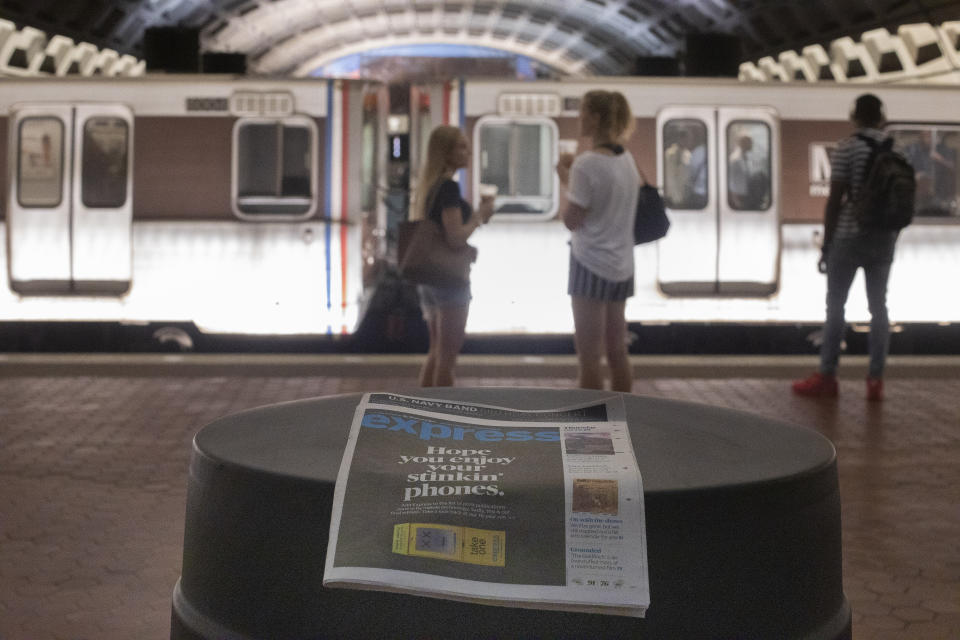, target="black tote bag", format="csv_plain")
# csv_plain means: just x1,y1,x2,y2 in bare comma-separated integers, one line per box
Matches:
634,179,670,245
